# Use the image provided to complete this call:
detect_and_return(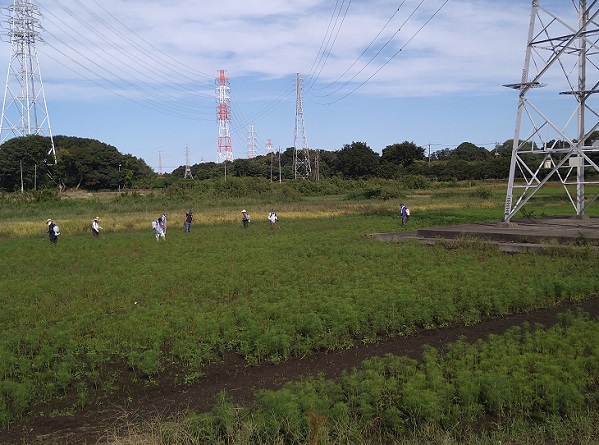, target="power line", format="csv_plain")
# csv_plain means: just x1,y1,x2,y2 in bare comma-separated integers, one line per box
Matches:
313,0,420,98
317,1,407,92
304,0,352,92
315,0,450,105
